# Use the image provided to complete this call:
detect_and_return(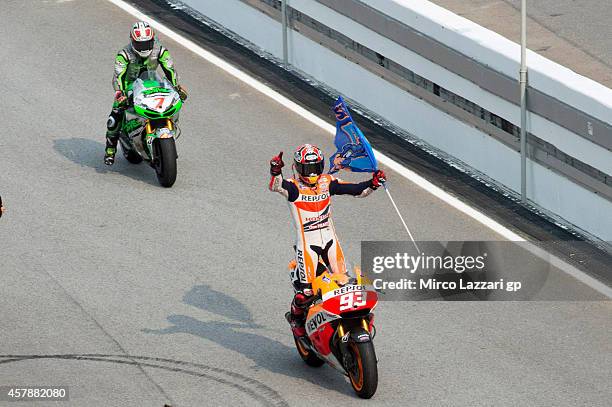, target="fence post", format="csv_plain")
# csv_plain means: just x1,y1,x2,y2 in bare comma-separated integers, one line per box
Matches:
281,0,288,66
519,0,528,202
